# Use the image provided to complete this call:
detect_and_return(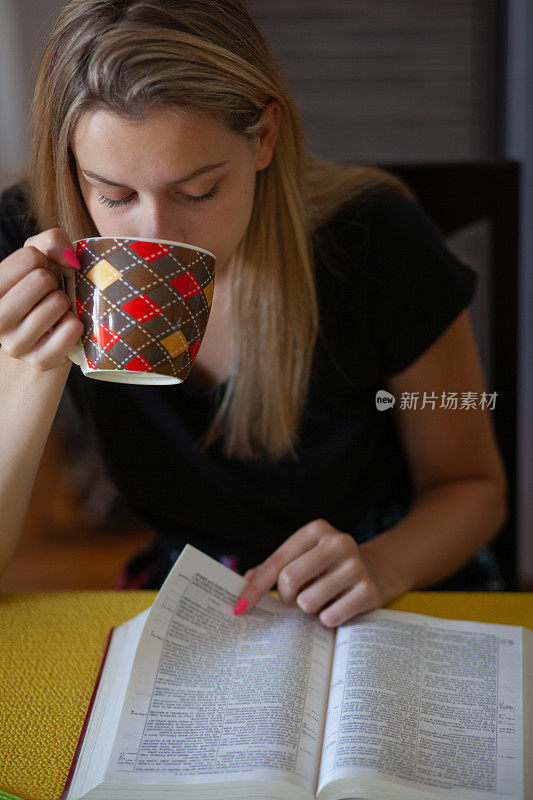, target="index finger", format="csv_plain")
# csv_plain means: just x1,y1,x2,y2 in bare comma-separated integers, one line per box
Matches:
233,524,320,615
0,246,53,298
